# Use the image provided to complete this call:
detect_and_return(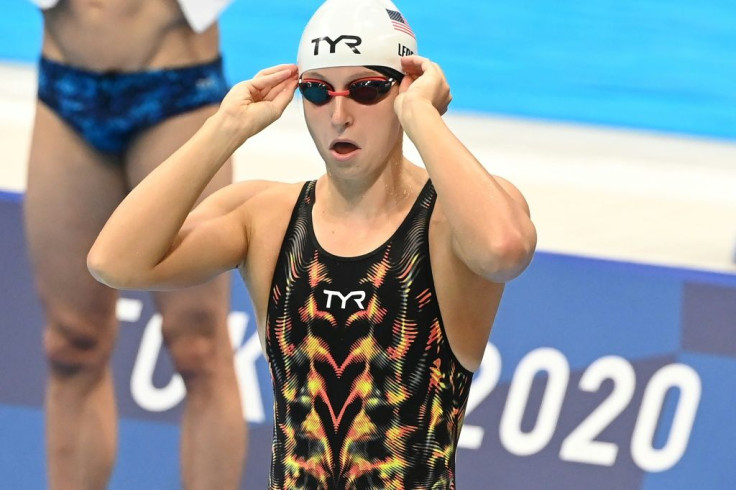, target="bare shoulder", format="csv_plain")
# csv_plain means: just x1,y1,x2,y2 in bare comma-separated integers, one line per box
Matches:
240,181,308,320
242,180,307,215
190,179,277,218
241,180,309,240
189,180,304,229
